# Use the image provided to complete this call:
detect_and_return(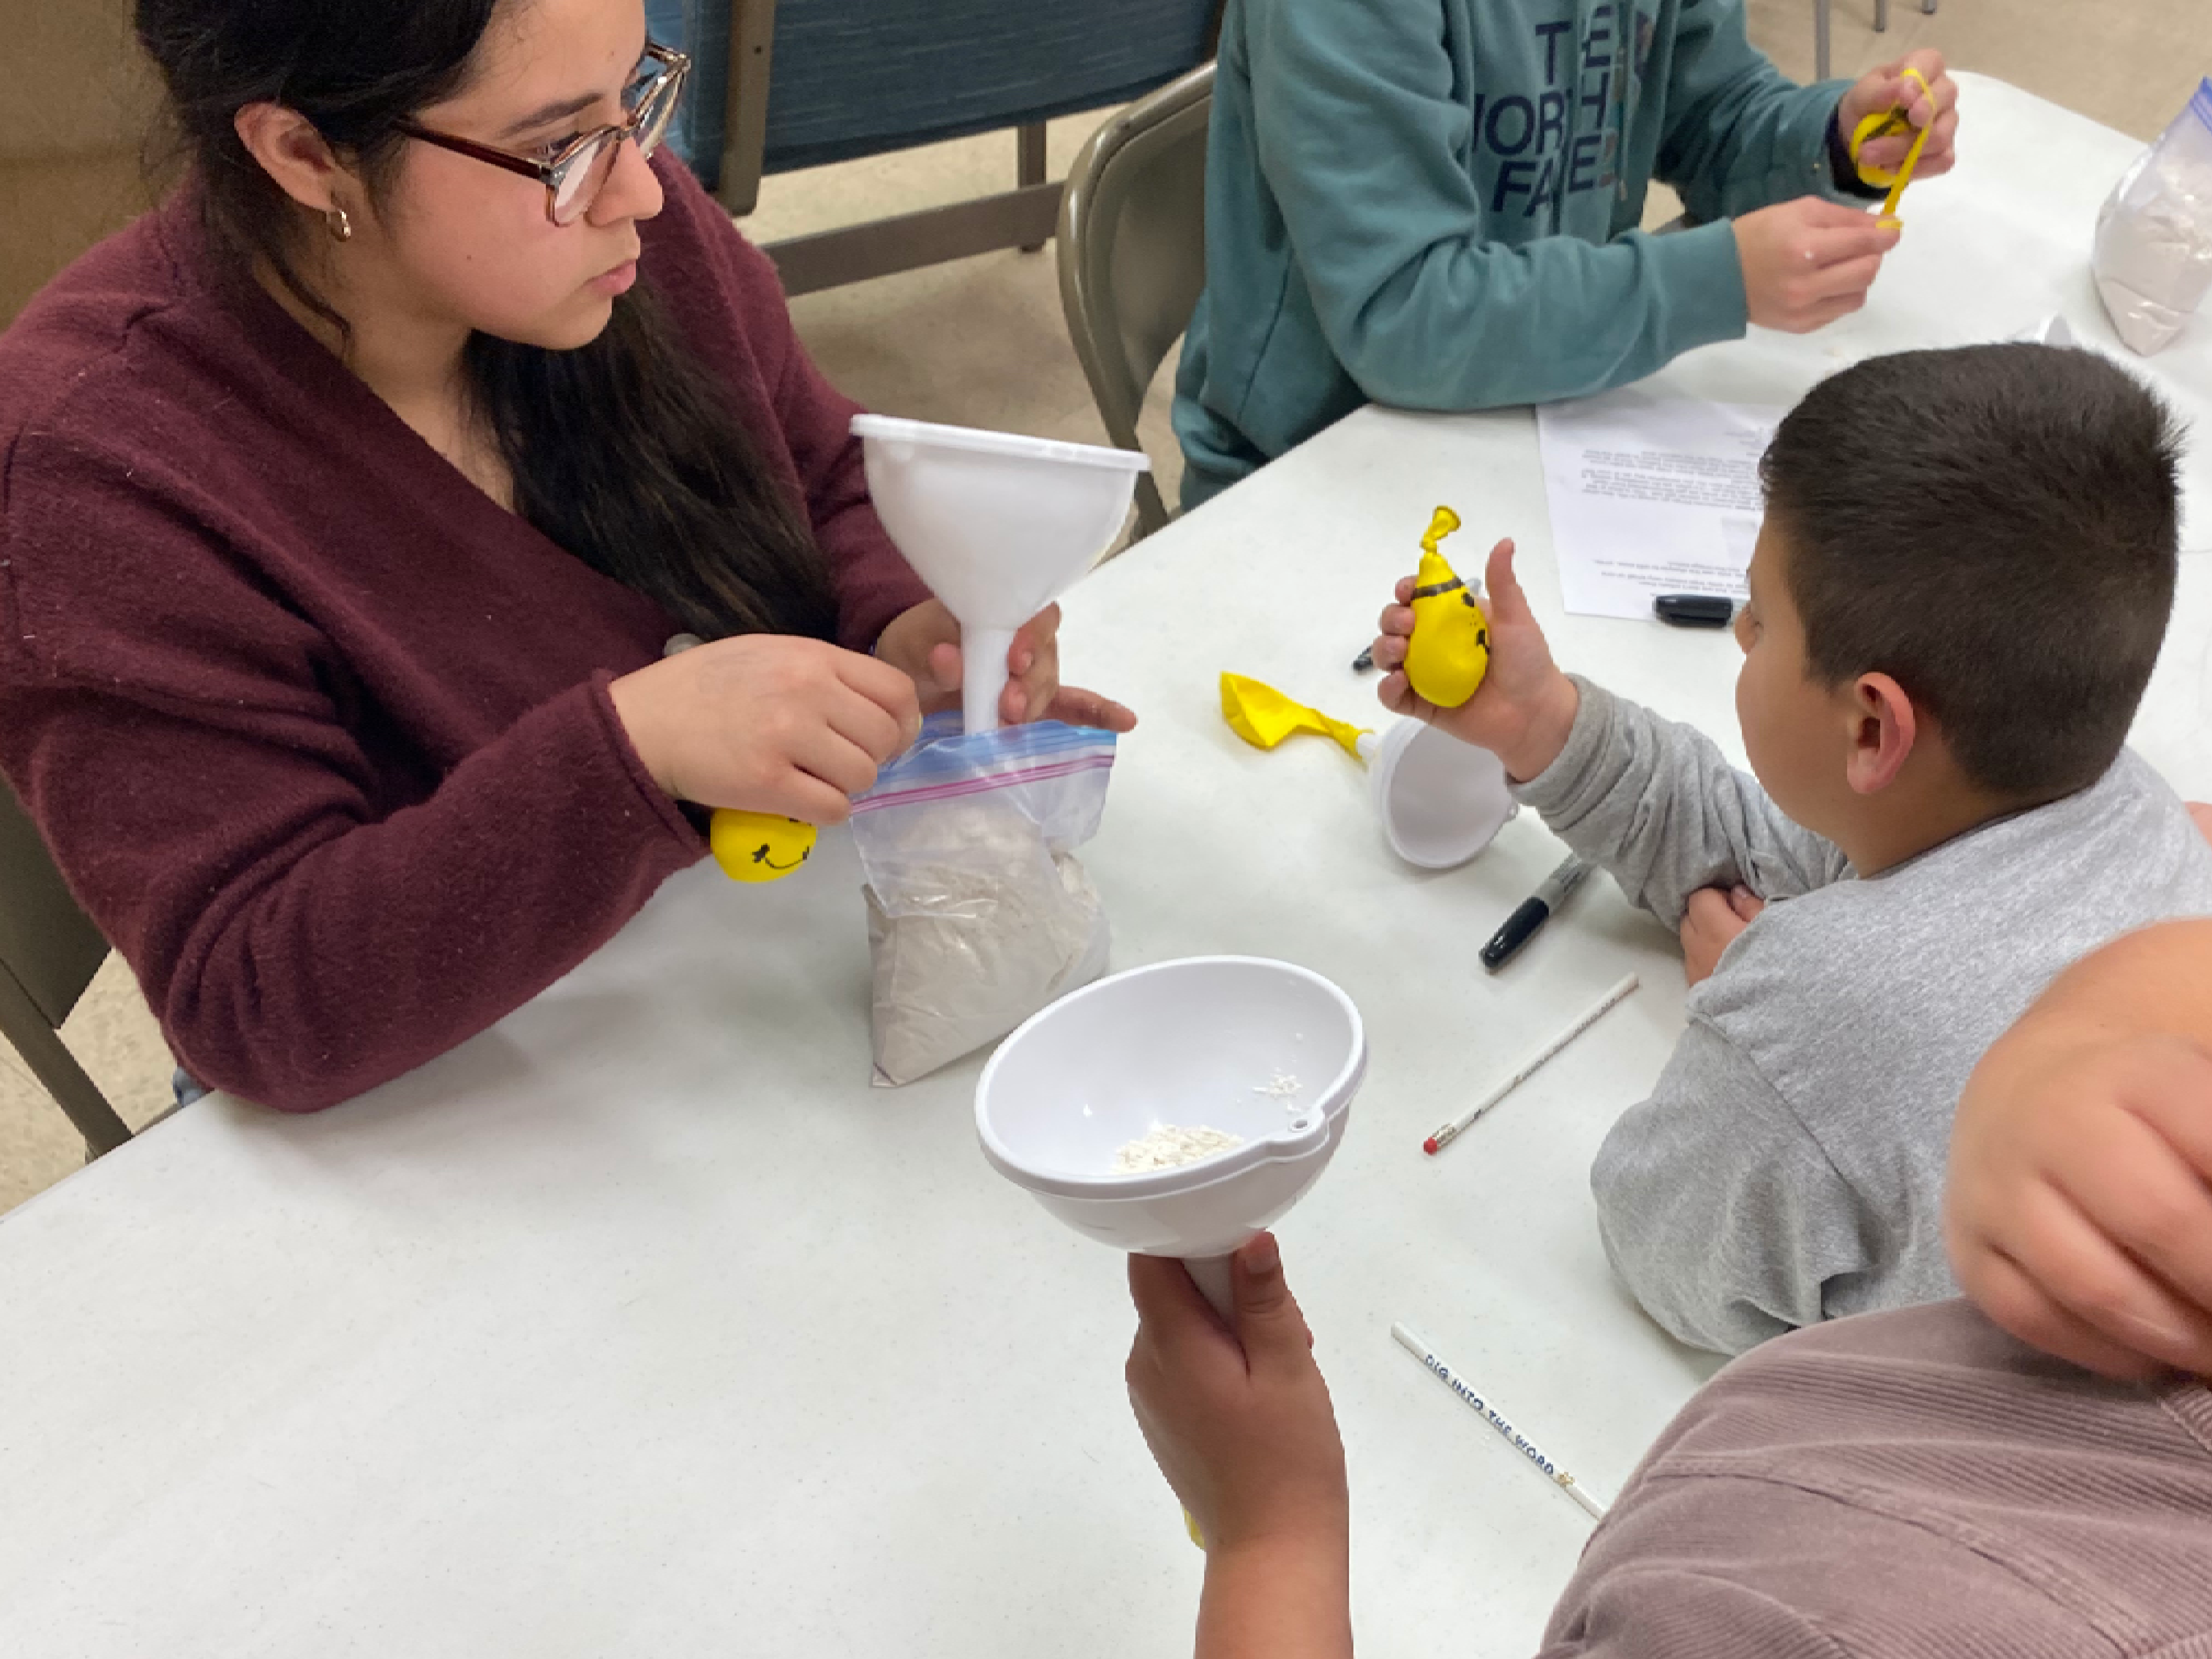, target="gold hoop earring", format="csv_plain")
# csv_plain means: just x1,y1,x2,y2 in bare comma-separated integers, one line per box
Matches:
326,206,353,244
